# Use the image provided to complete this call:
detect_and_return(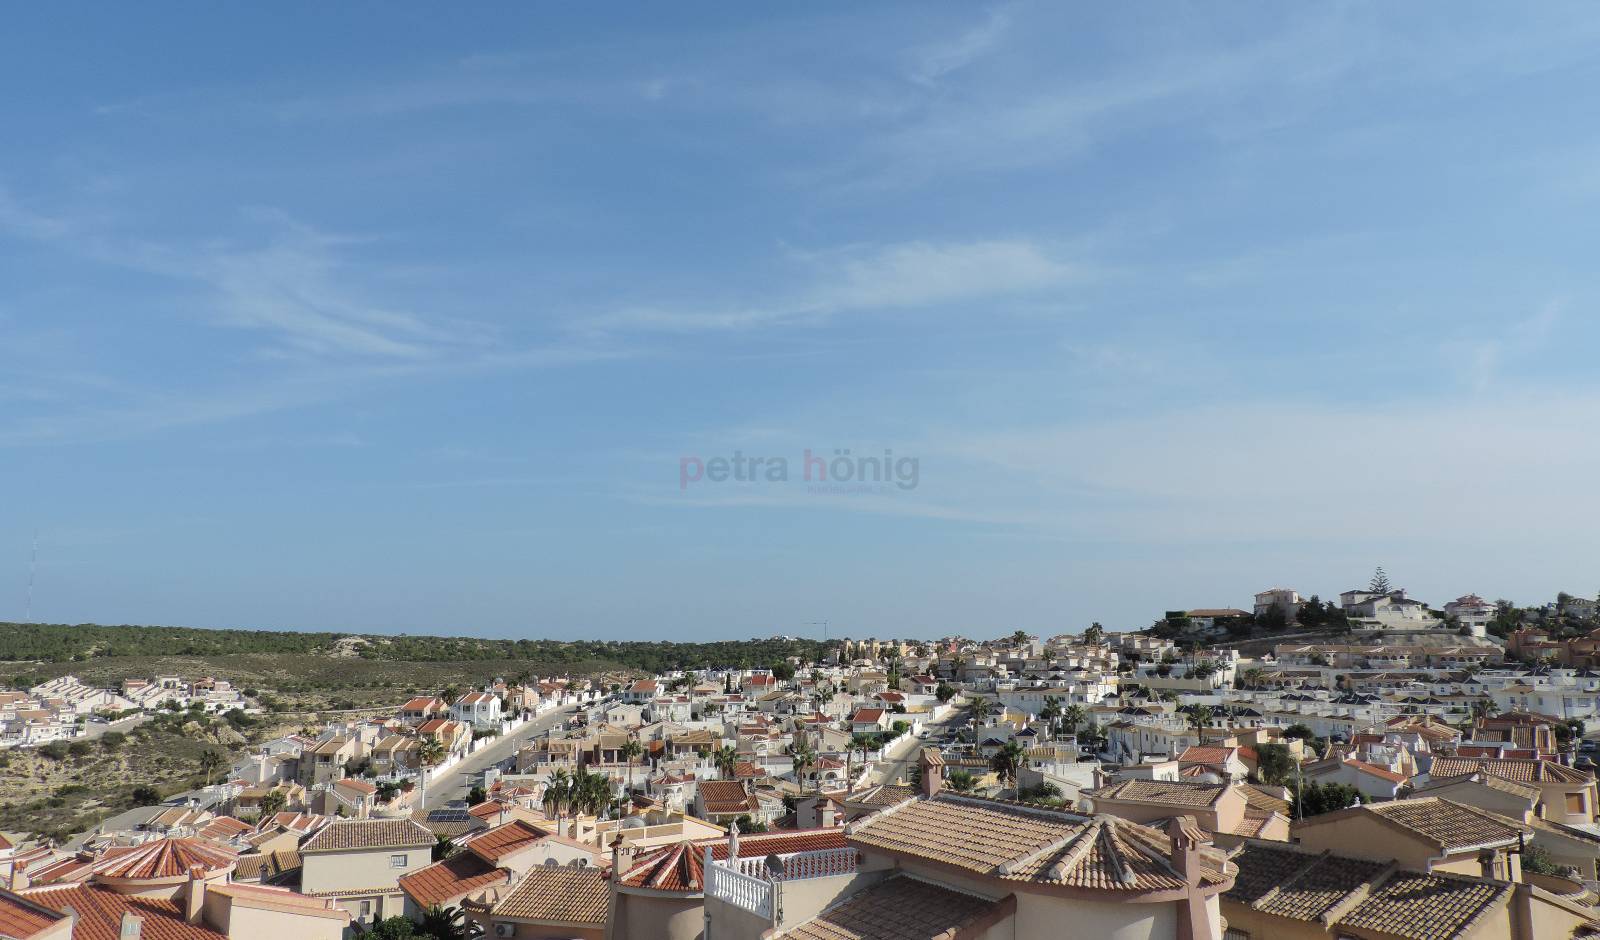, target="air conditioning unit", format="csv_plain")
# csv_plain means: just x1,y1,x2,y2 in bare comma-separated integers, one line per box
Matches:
495,924,515,938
